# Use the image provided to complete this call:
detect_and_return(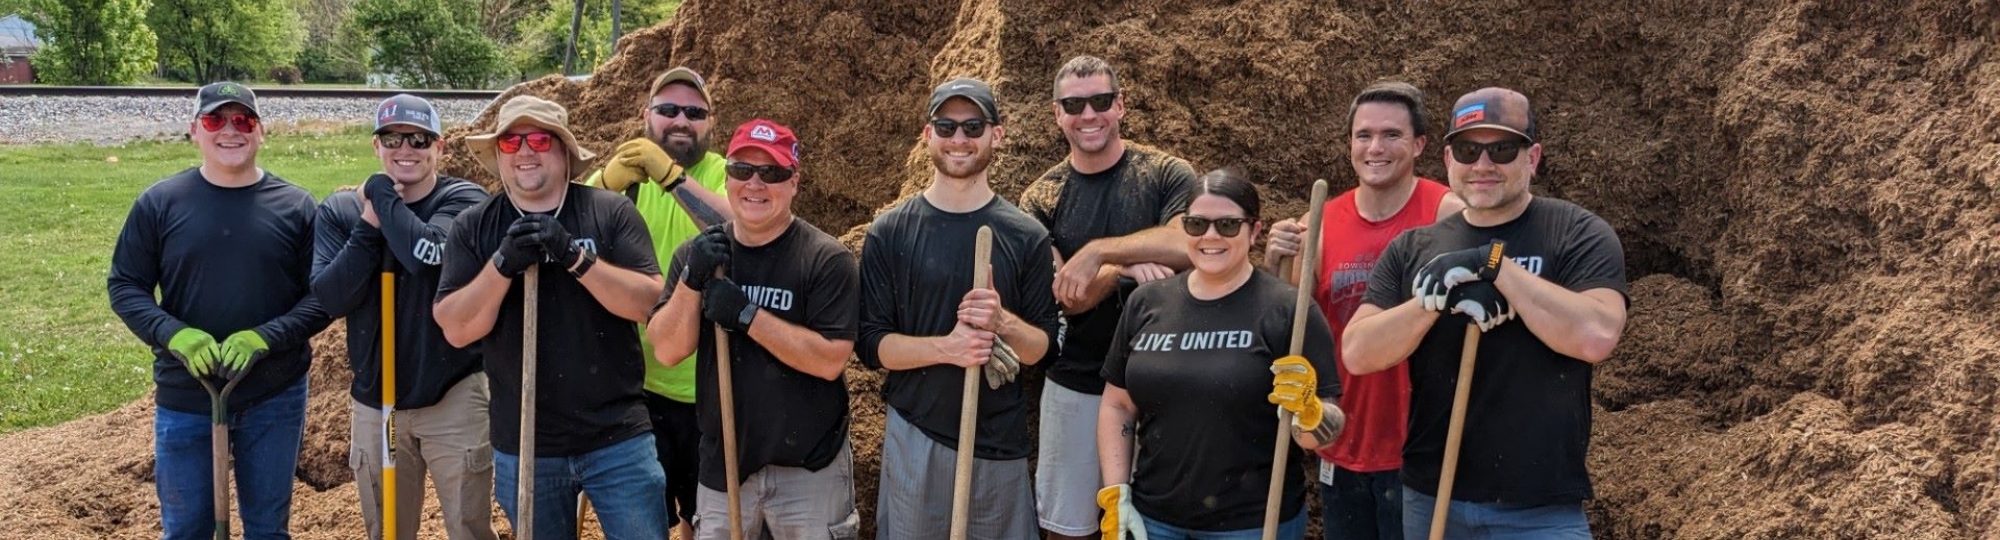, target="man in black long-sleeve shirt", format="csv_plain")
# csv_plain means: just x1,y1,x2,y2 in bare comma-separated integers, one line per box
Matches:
312,94,497,540
108,82,332,540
